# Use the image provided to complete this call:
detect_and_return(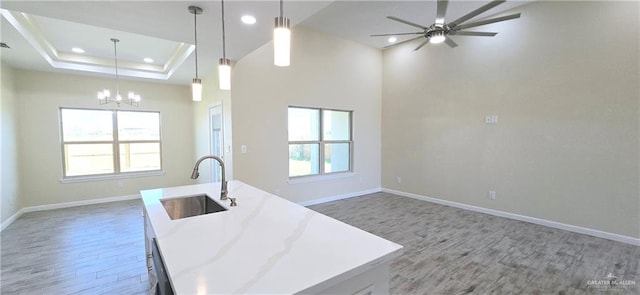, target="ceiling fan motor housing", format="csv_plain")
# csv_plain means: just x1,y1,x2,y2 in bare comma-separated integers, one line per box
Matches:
425,24,448,38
